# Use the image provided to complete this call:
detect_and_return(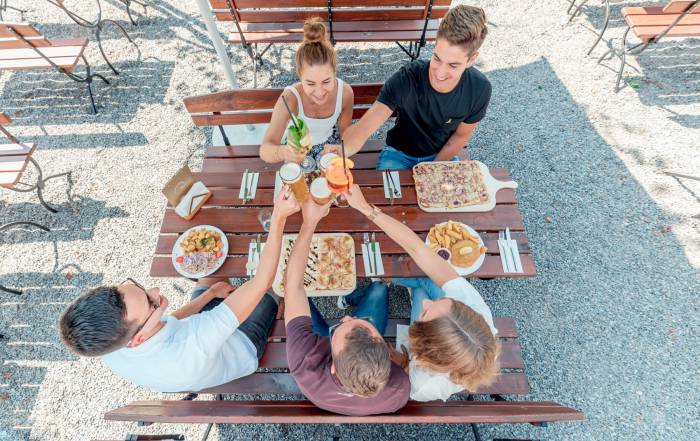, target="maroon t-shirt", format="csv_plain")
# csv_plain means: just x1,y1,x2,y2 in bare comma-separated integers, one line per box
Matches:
286,316,409,416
